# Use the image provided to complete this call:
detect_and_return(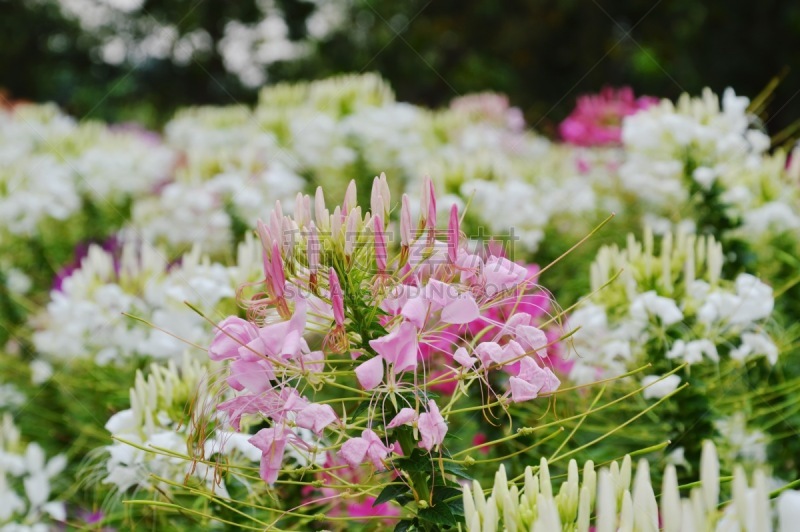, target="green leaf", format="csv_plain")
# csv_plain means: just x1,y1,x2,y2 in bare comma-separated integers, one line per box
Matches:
349,400,371,420
418,501,457,526
395,448,430,473
442,460,474,480
374,483,410,506
394,518,418,532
